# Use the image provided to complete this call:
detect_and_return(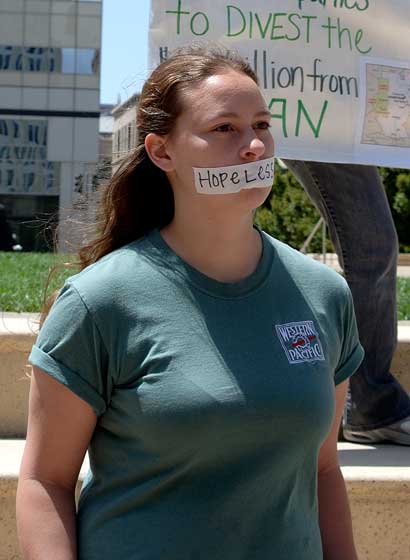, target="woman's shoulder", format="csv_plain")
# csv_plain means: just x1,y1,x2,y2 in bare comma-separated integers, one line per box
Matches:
61,235,165,312
262,231,349,294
